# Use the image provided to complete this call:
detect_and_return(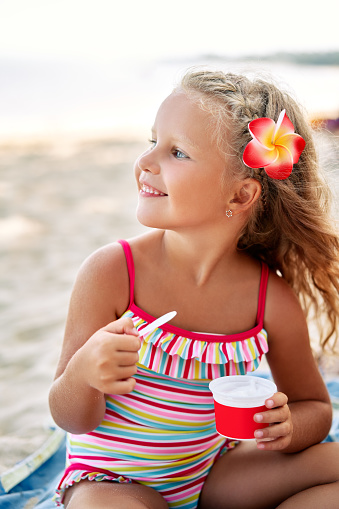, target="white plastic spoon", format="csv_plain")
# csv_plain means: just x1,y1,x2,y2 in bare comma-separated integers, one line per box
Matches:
139,311,177,338
138,311,177,358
